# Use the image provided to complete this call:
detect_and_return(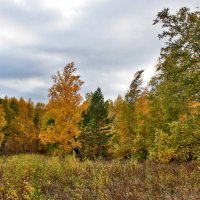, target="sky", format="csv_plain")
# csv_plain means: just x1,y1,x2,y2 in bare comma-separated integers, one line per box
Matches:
0,0,198,102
